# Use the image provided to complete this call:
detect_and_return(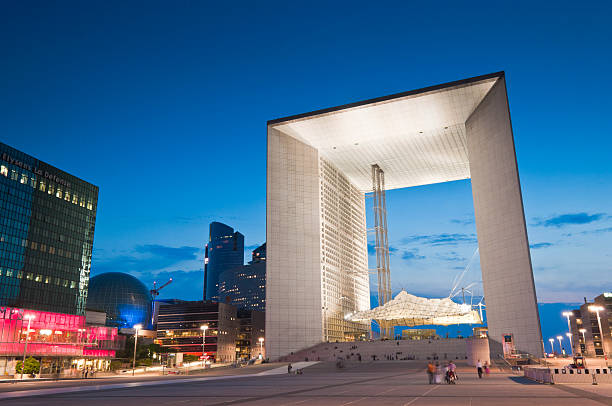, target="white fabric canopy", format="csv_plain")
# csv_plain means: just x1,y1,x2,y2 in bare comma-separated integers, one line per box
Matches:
346,290,482,326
